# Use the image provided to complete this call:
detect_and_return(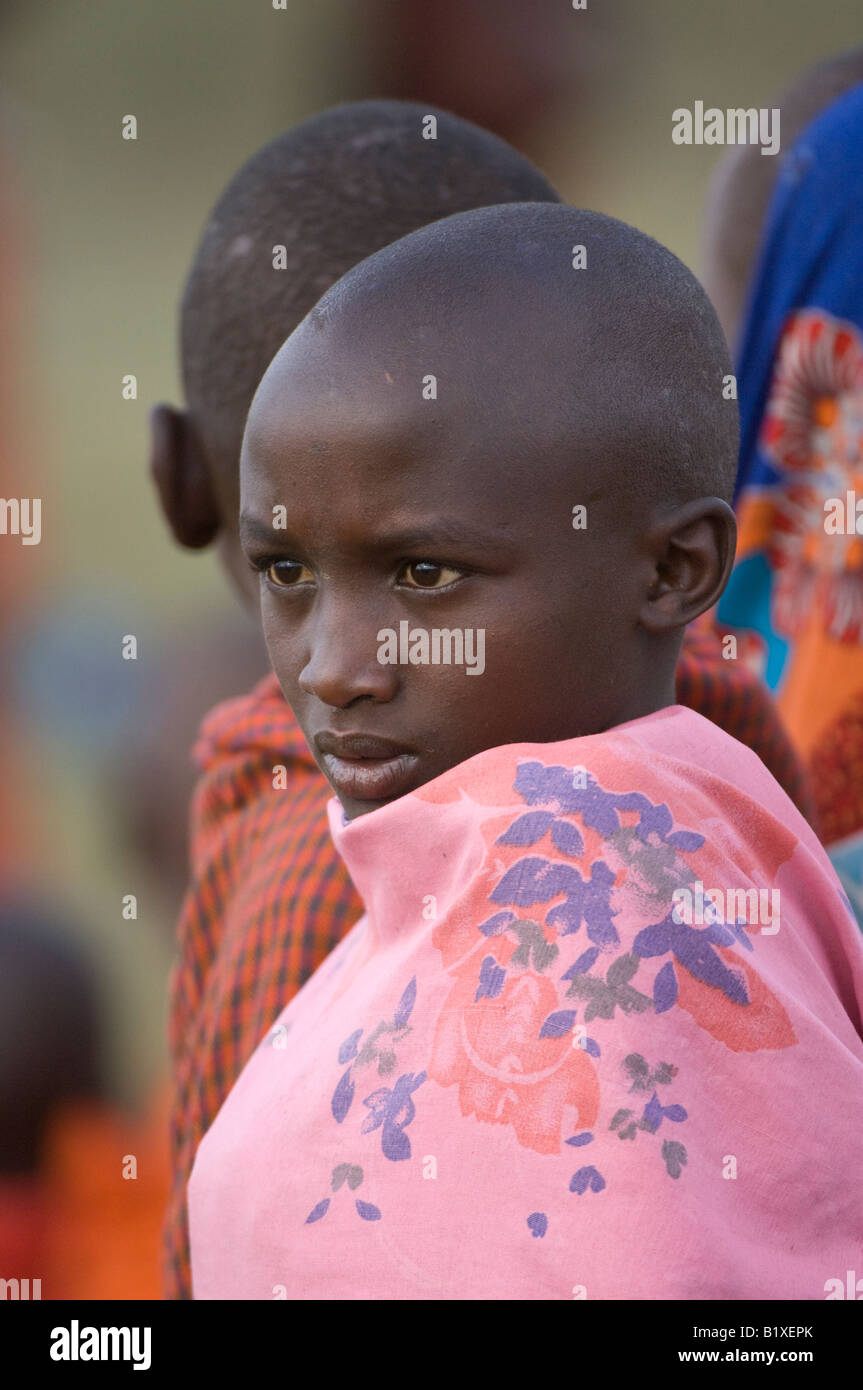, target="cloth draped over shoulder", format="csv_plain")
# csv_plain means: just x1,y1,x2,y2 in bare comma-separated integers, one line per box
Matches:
163,638,815,1298
187,706,863,1300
